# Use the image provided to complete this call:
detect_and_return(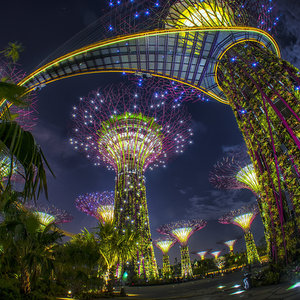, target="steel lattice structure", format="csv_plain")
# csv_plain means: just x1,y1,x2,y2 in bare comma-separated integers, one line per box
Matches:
154,237,176,278
210,151,259,193
219,204,260,264
70,81,192,280
8,0,299,263
75,191,114,224
158,219,206,278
